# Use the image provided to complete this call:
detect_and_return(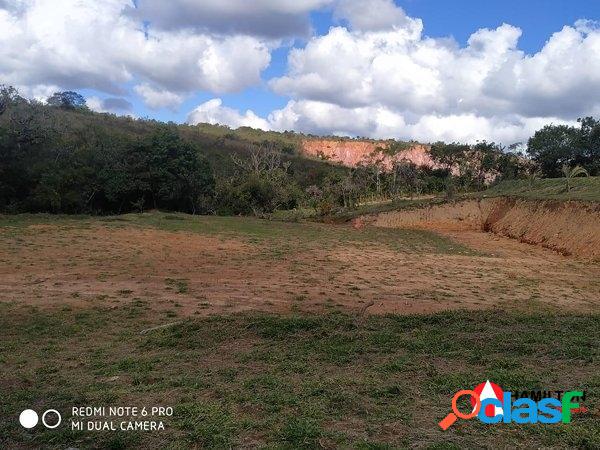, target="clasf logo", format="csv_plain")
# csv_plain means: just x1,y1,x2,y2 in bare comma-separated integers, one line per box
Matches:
439,380,585,430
